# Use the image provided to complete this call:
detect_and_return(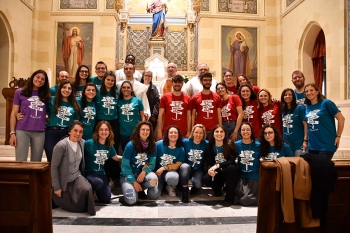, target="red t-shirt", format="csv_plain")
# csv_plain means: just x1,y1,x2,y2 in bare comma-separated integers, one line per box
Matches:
191,92,223,131
242,99,260,138
159,92,191,136
259,102,282,135
221,94,242,122
227,85,238,95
